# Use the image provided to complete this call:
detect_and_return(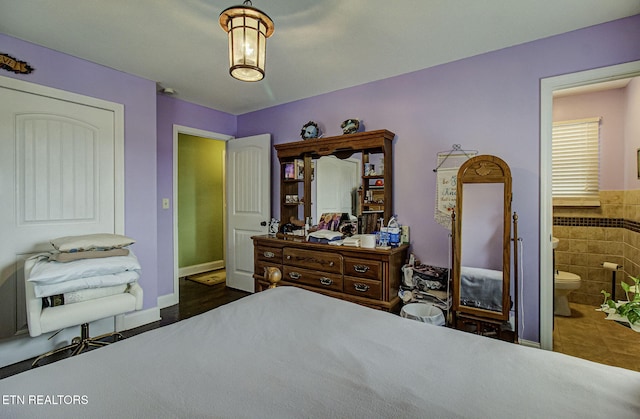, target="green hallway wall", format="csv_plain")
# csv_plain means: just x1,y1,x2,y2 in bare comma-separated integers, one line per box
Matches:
178,134,225,268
